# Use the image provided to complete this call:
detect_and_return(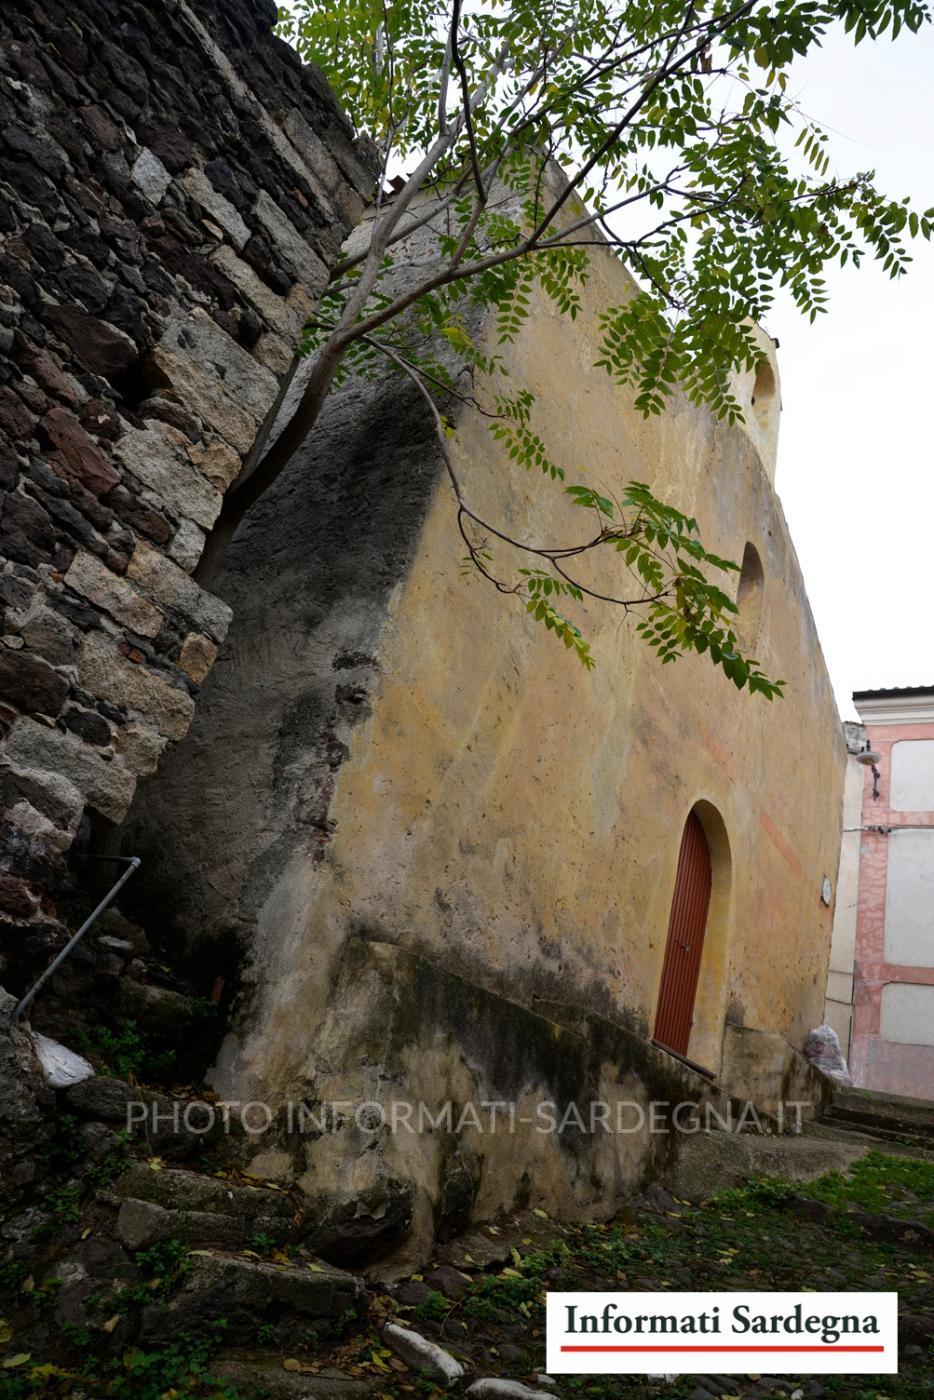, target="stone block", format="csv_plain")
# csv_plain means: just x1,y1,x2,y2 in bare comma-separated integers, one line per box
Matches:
141,396,202,441
0,492,57,566
178,632,218,685
65,548,163,637
3,717,135,823
283,110,341,194
22,347,84,408
115,718,167,777
0,648,69,715
20,606,78,667
39,406,120,496
3,796,73,852
2,755,85,833
182,168,251,249
126,540,232,642
113,424,222,531
146,346,258,455
186,438,242,492
131,148,172,204
253,332,294,376
62,706,112,746
287,283,318,325
0,387,37,440
44,306,138,380
211,245,305,340
159,308,279,422
77,631,195,741
114,1162,291,1219
167,519,206,573
143,1249,365,1343
115,1197,290,1252
252,189,329,296
0,872,40,919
